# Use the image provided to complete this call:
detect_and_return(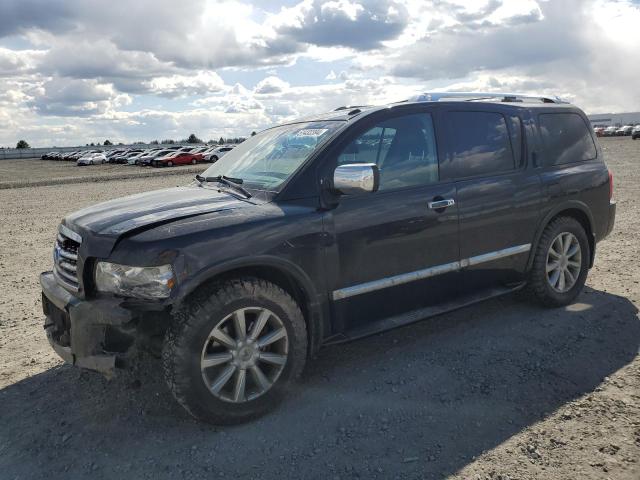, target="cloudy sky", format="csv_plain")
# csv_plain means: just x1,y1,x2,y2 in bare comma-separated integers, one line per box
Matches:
0,0,639,147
